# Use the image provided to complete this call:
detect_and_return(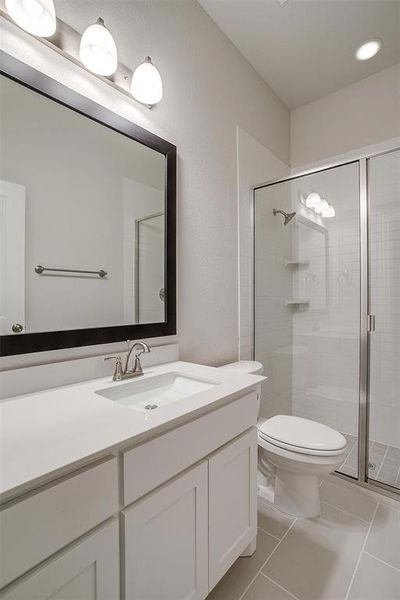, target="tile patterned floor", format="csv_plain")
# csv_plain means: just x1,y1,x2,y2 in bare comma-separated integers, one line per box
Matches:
207,479,400,600
339,433,400,490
